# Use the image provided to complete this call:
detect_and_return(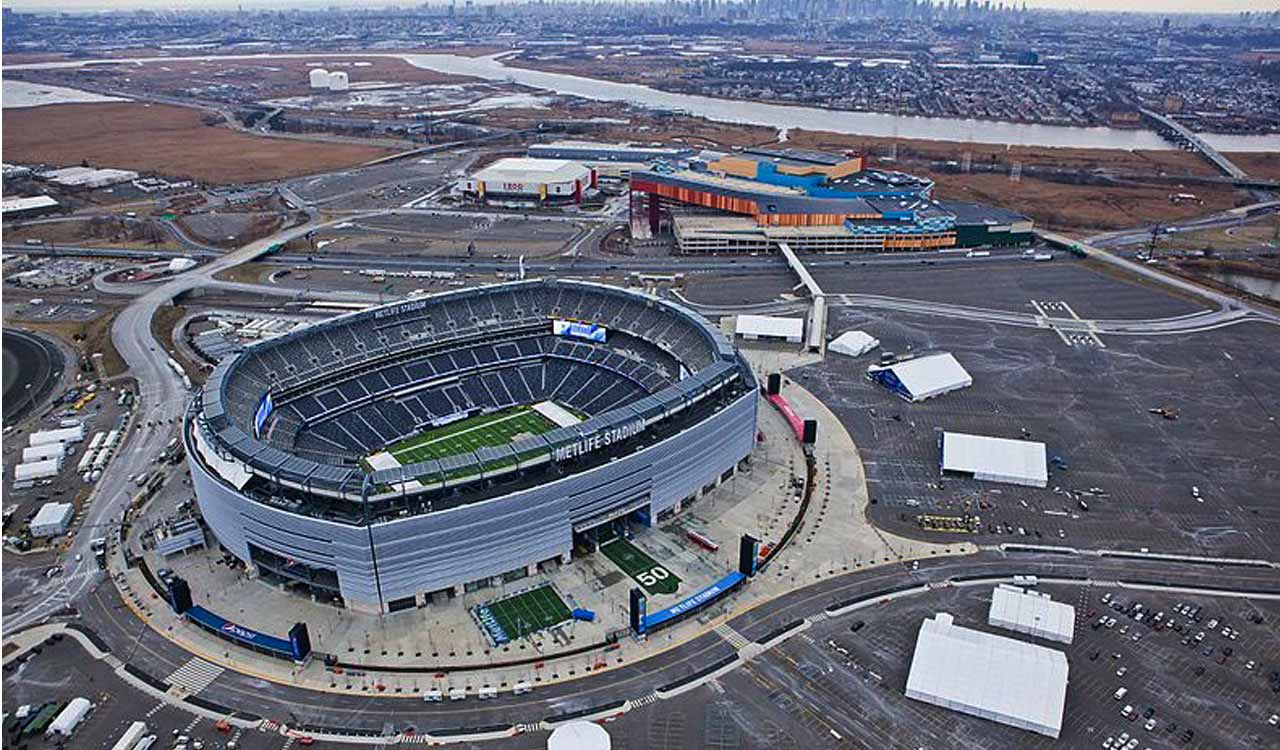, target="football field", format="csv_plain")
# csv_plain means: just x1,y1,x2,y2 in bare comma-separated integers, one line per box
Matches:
387,405,557,464
473,584,572,645
600,537,681,595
